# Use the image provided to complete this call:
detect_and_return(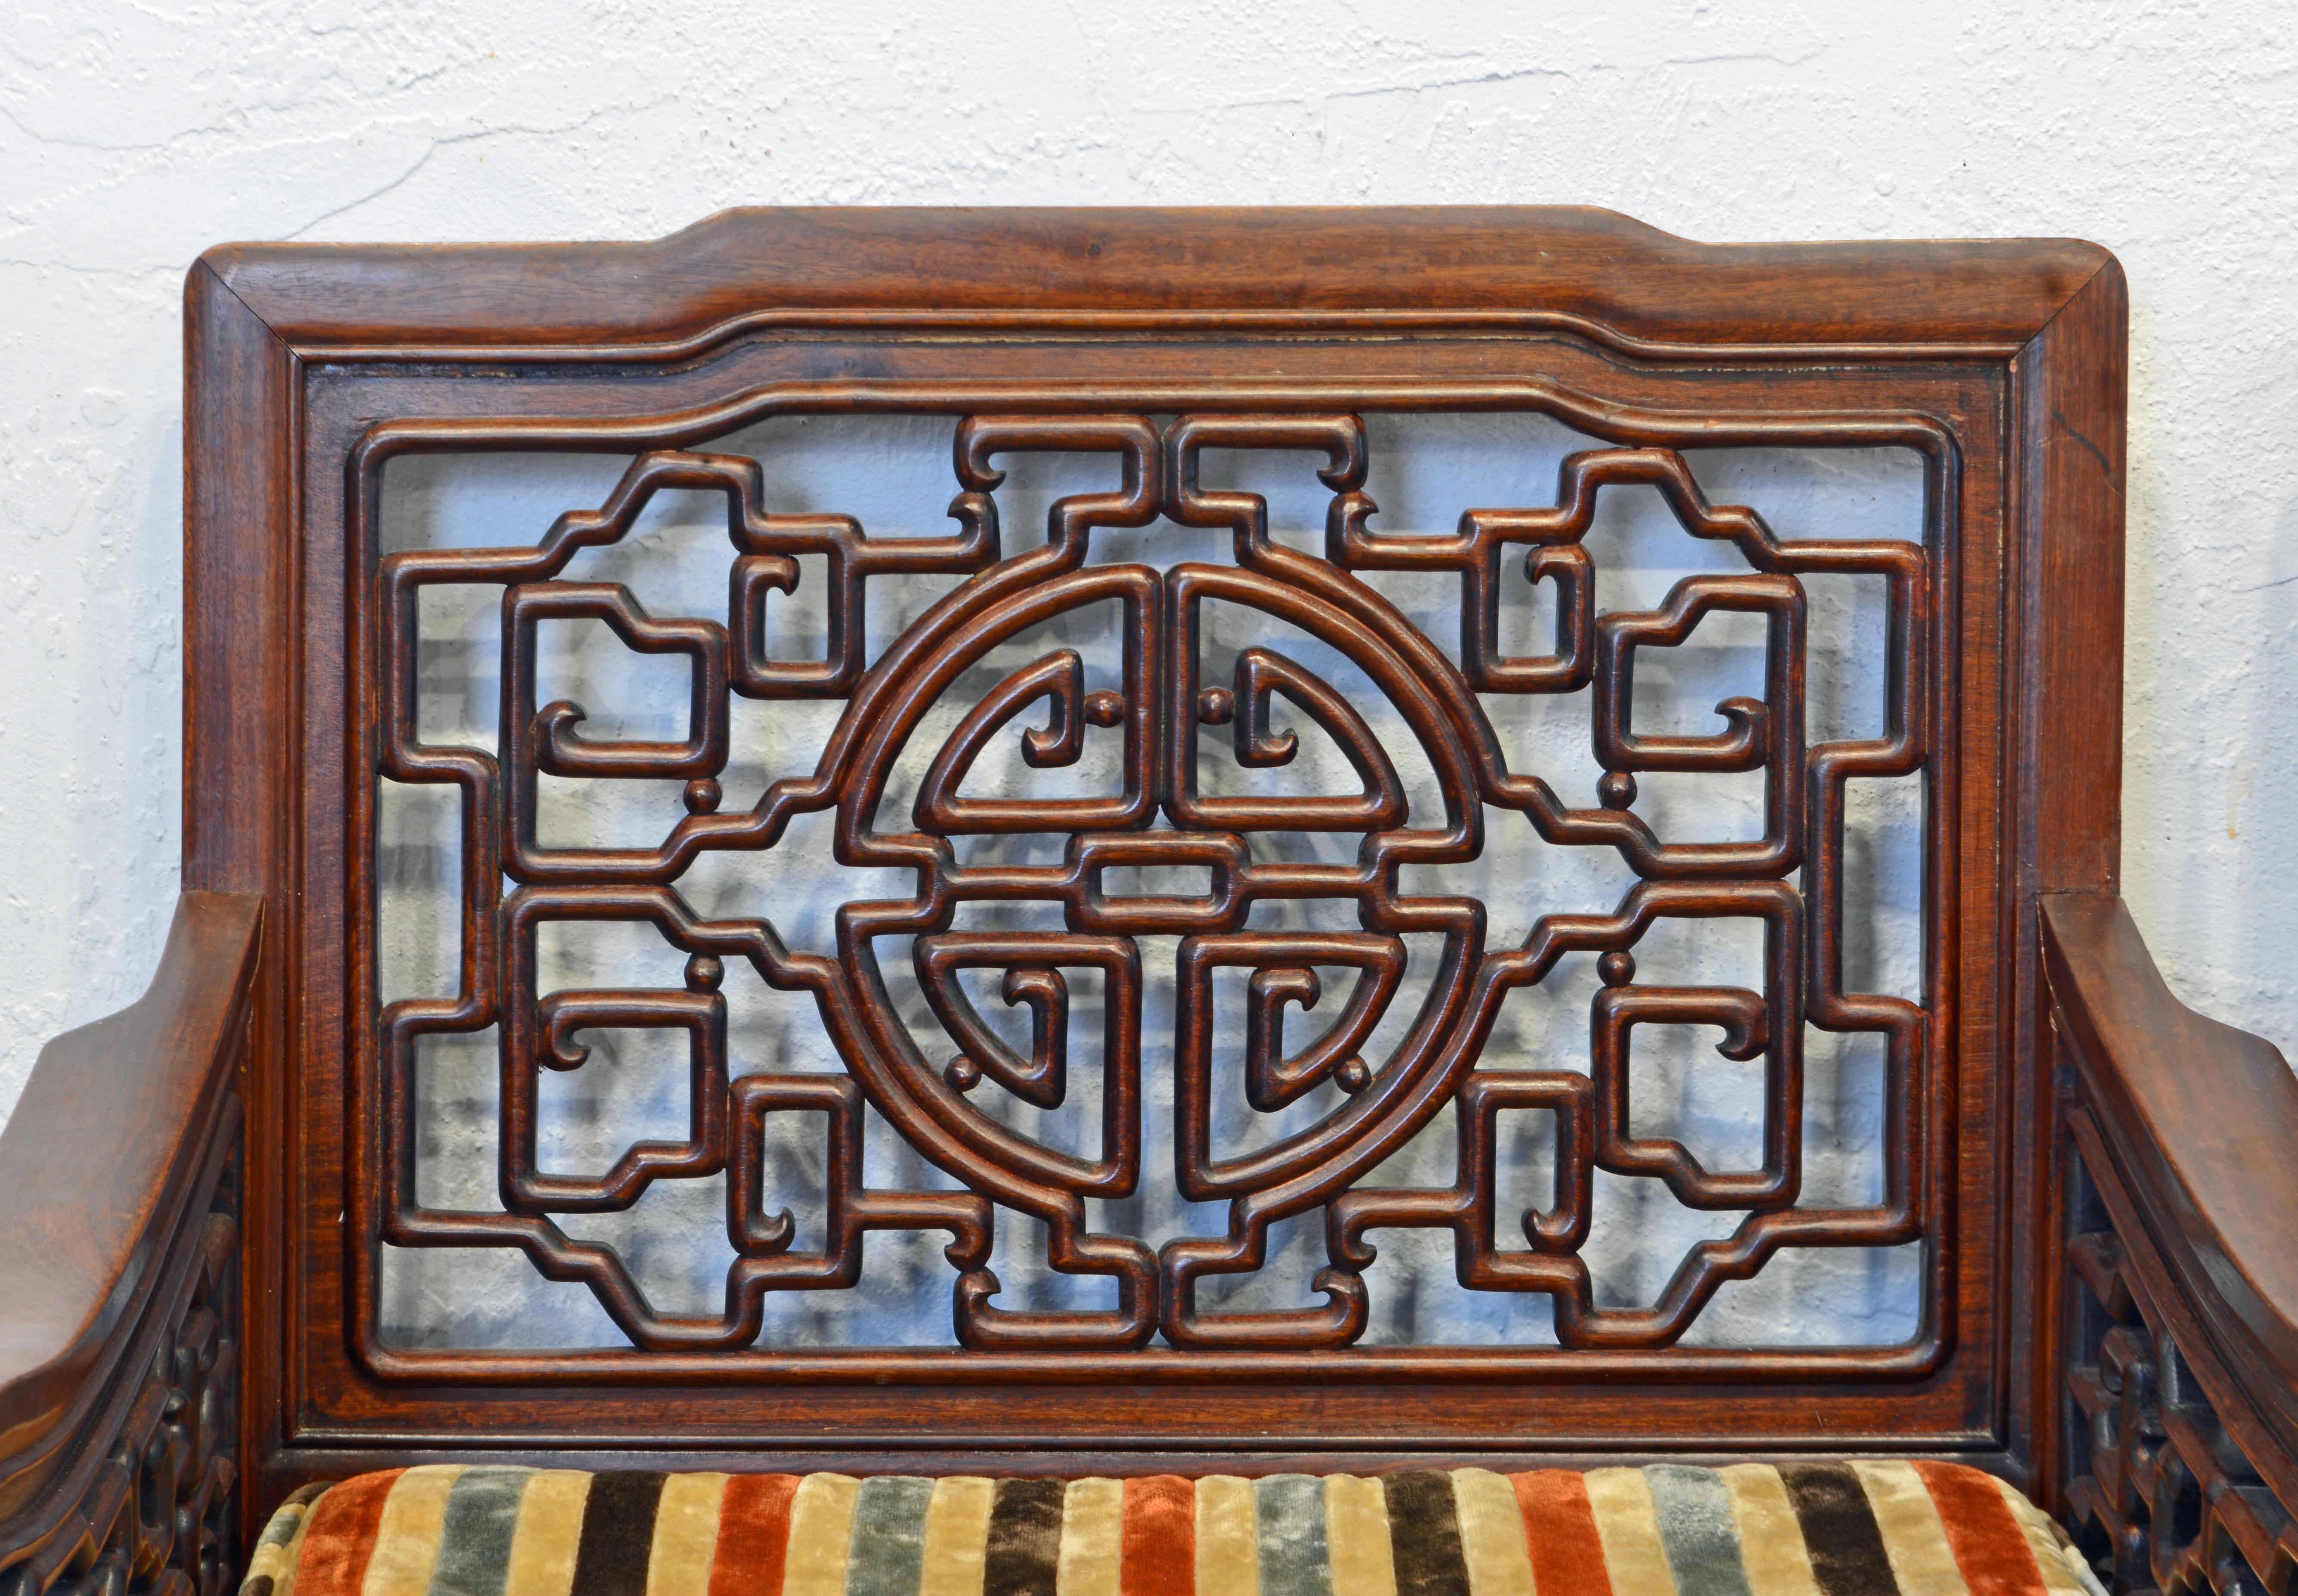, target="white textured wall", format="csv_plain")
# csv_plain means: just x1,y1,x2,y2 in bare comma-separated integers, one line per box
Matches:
2,0,2294,1345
